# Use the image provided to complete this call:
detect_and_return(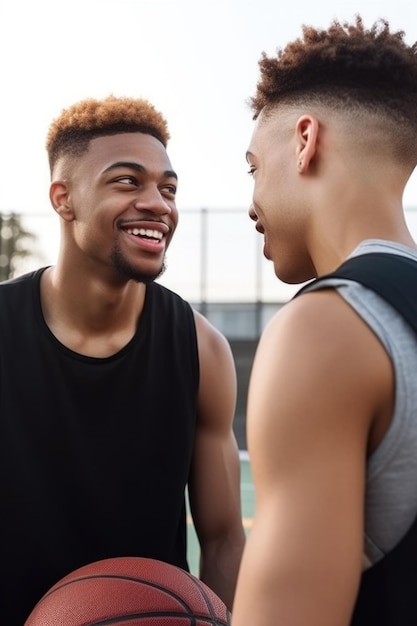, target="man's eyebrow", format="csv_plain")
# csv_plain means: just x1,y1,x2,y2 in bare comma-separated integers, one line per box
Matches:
103,161,178,179
245,151,254,162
